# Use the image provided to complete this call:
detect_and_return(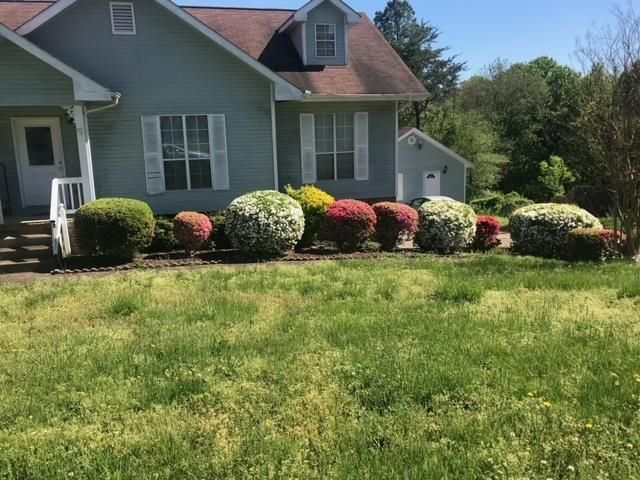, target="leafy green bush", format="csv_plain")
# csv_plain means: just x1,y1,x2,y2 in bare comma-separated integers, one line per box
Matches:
75,198,155,259
209,211,233,249
225,191,305,256
567,228,624,262
284,185,334,247
470,191,533,217
147,217,178,253
415,200,477,254
510,203,602,259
